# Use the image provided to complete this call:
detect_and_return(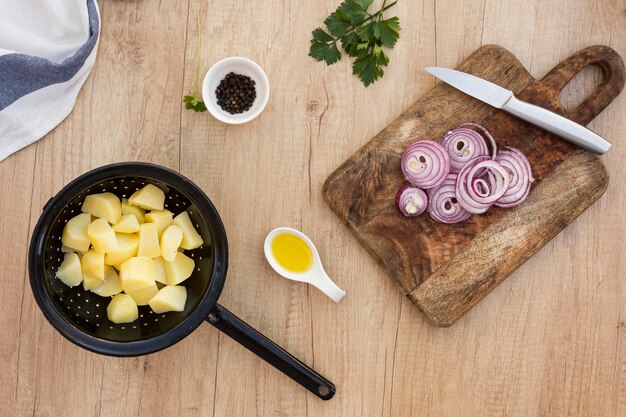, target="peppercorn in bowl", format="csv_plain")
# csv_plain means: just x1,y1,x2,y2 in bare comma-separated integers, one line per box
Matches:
202,56,270,124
